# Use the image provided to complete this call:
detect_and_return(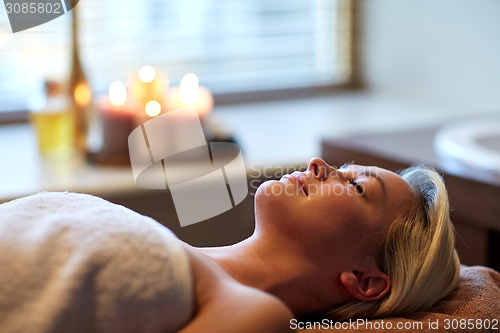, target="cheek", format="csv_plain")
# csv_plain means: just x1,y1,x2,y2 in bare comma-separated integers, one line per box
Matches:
305,197,368,244
311,194,362,225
